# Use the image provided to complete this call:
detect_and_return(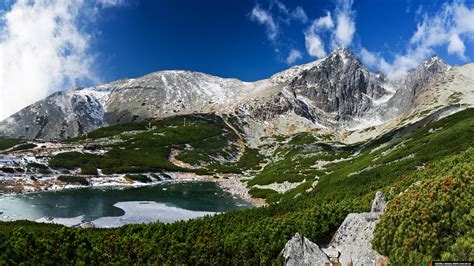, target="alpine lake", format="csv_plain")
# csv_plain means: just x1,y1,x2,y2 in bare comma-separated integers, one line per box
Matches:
0,181,252,227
